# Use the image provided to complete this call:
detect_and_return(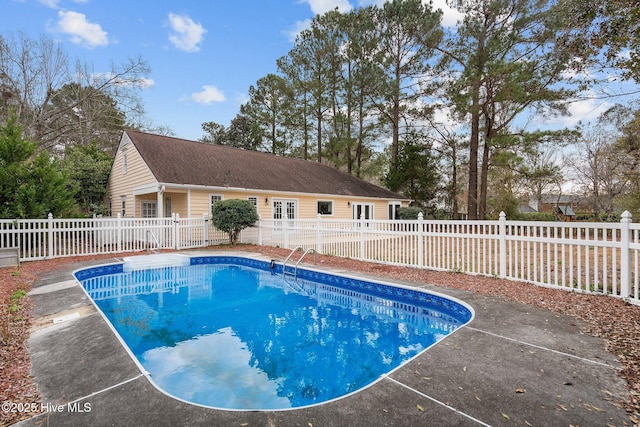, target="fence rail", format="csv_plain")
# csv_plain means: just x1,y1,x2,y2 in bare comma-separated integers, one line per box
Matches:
1,211,639,305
